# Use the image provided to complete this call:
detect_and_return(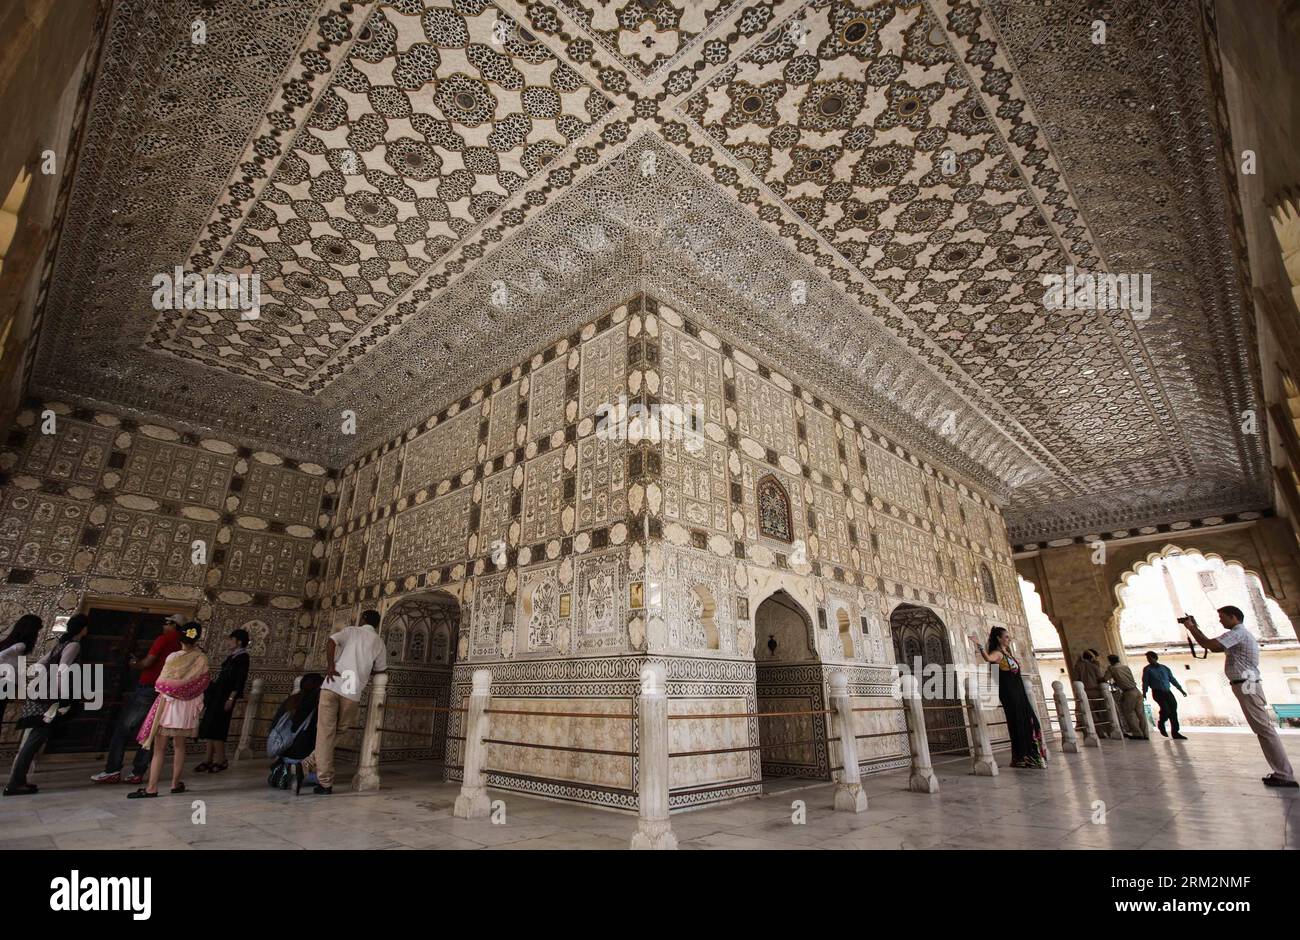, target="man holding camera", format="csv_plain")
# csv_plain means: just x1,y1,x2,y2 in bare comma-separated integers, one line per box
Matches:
1181,606,1296,788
